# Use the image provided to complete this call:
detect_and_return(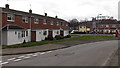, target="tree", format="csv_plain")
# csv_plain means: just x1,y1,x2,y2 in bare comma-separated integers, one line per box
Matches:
68,18,79,27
